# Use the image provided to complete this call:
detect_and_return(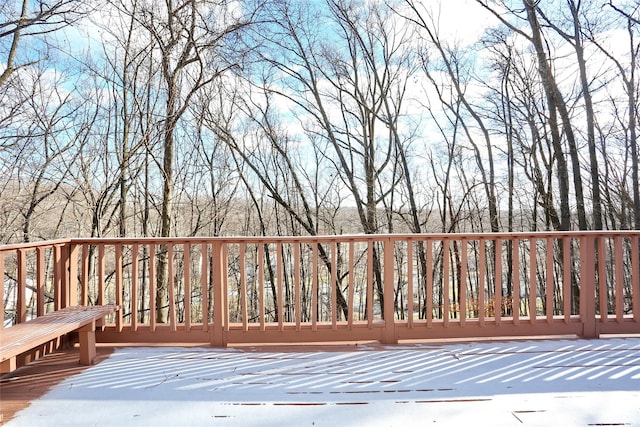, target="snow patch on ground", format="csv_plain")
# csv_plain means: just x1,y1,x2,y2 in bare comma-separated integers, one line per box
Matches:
6,338,640,426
